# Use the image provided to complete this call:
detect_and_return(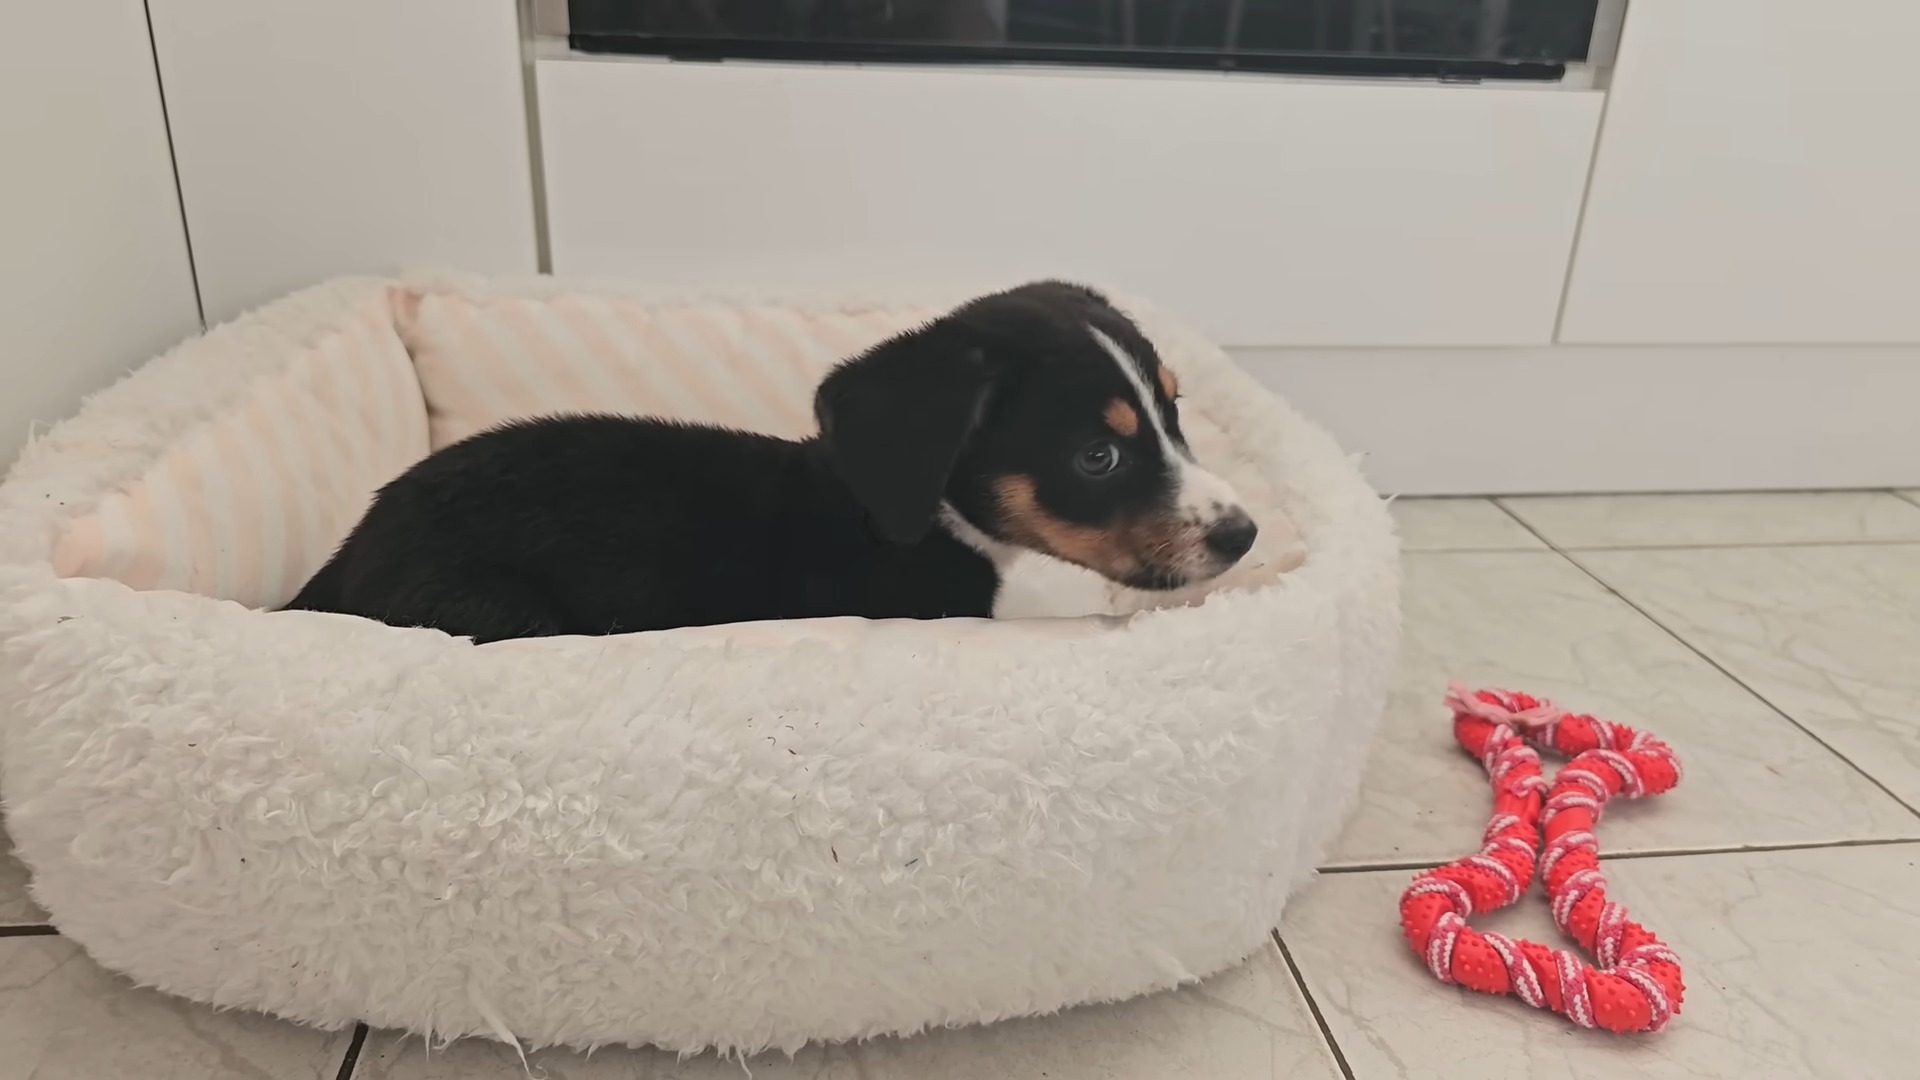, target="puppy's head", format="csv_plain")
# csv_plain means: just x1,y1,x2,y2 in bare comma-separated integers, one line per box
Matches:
814,281,1255,591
